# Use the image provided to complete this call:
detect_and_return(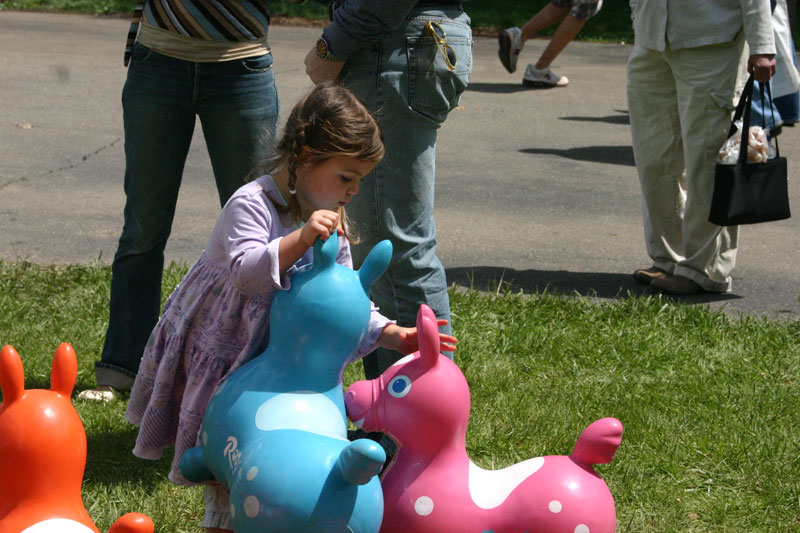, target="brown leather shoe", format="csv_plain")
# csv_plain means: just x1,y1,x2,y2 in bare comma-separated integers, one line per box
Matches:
632,266,668,285
651,274,703,295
